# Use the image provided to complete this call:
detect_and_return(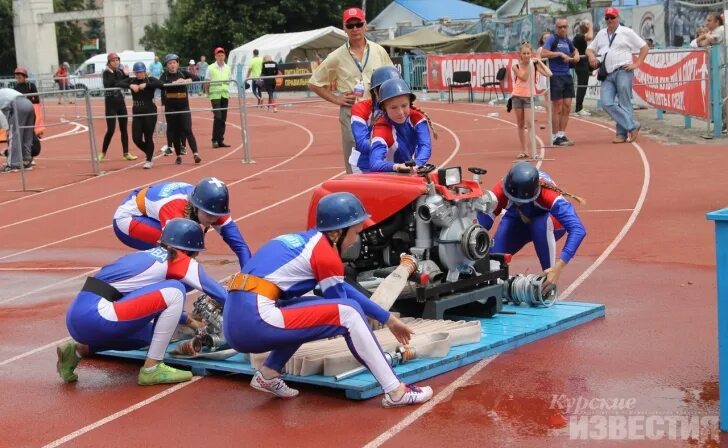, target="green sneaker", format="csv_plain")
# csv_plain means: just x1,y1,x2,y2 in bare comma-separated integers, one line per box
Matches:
138,362,193,386
56,341,80,383
97,152,106,162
